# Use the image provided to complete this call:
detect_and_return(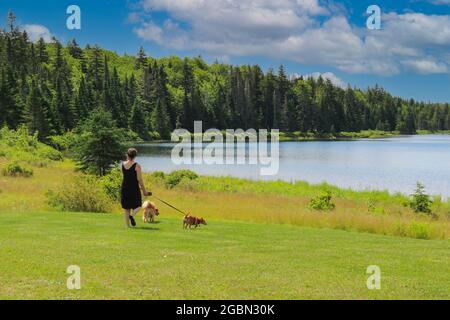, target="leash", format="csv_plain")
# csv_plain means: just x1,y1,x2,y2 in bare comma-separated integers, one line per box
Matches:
151,195,188,216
